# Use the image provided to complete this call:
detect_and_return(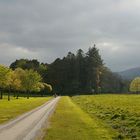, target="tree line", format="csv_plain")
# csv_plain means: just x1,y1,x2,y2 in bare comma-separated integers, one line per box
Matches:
46,46,128,94
9,45,129,95
10,45,129,94
0,65,52,101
